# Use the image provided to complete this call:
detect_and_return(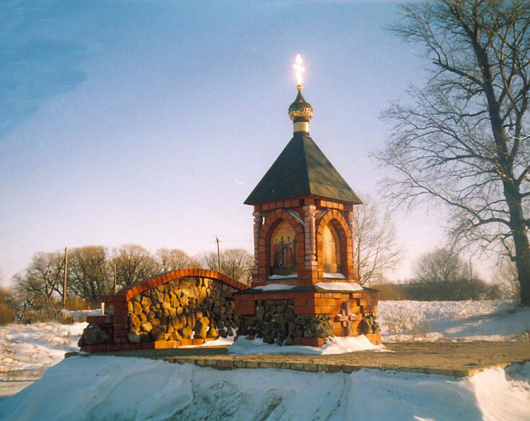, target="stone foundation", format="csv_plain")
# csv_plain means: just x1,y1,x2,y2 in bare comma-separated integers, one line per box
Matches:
238,299,333,346
234,285,381,346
